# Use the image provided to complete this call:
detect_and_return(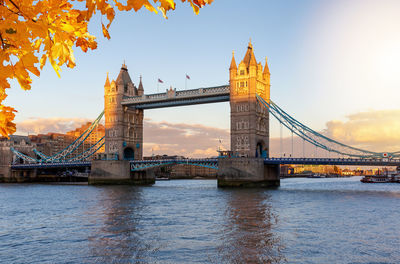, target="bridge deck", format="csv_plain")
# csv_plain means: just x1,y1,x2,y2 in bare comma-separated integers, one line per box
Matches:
264,158,400,166
11,158,400,170
11,162,91,169
121,85,230,109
